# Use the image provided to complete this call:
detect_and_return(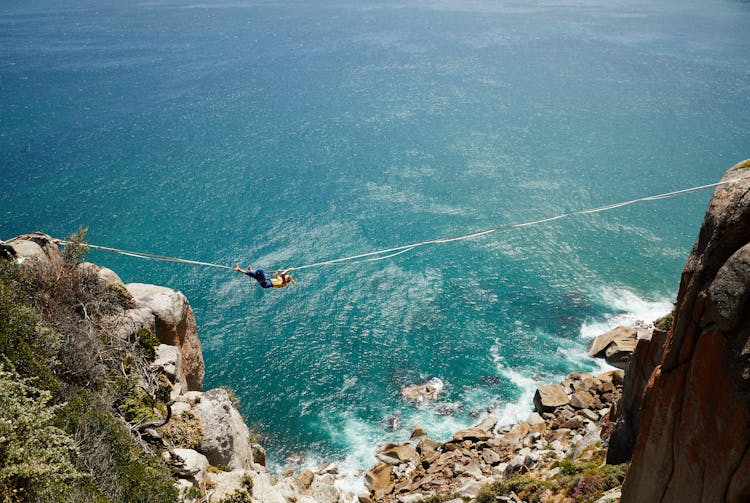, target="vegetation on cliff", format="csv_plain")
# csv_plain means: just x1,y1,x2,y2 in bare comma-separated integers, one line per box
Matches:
0,230,176,502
